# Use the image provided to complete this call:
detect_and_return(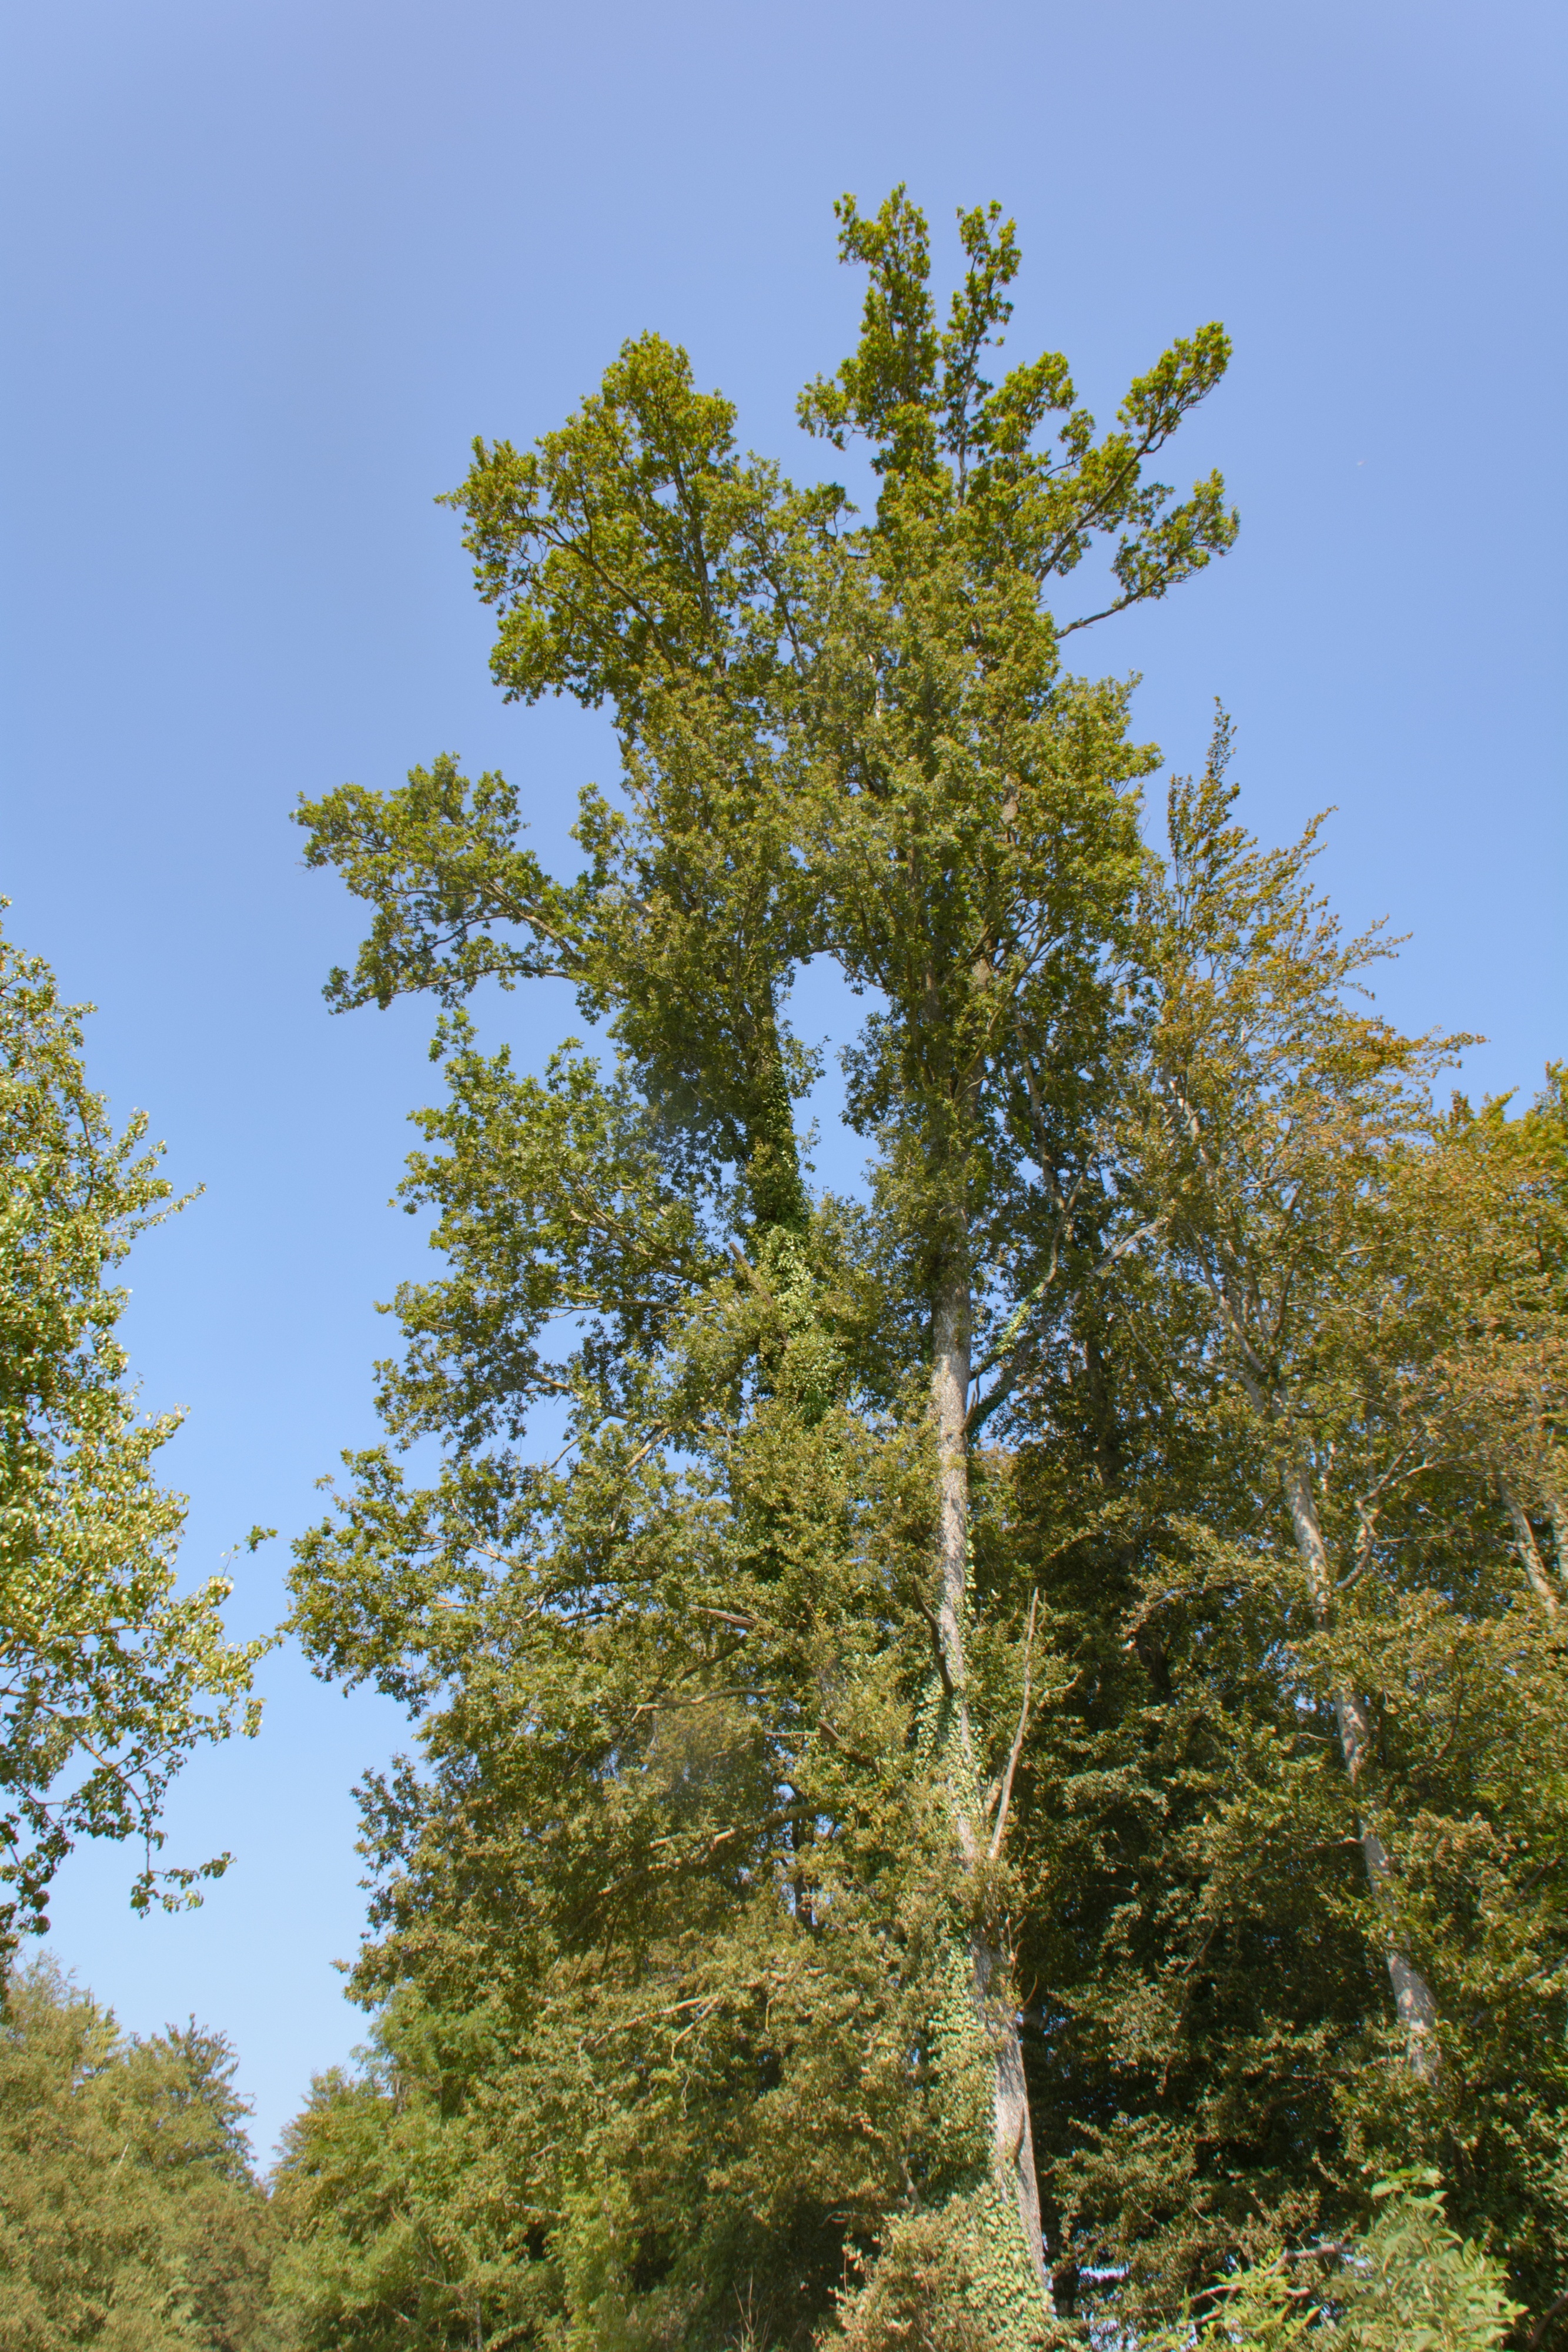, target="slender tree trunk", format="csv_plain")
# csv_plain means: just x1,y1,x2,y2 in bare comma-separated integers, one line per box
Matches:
1282,1464,1440,2081
1547,1491,1568,1583
1502,1482,1562,1618
928,1264,1054,2335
